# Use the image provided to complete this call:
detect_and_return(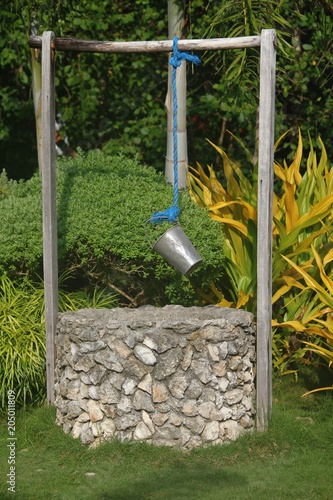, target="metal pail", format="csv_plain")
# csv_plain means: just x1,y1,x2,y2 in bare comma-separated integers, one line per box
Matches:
152,225,203,276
